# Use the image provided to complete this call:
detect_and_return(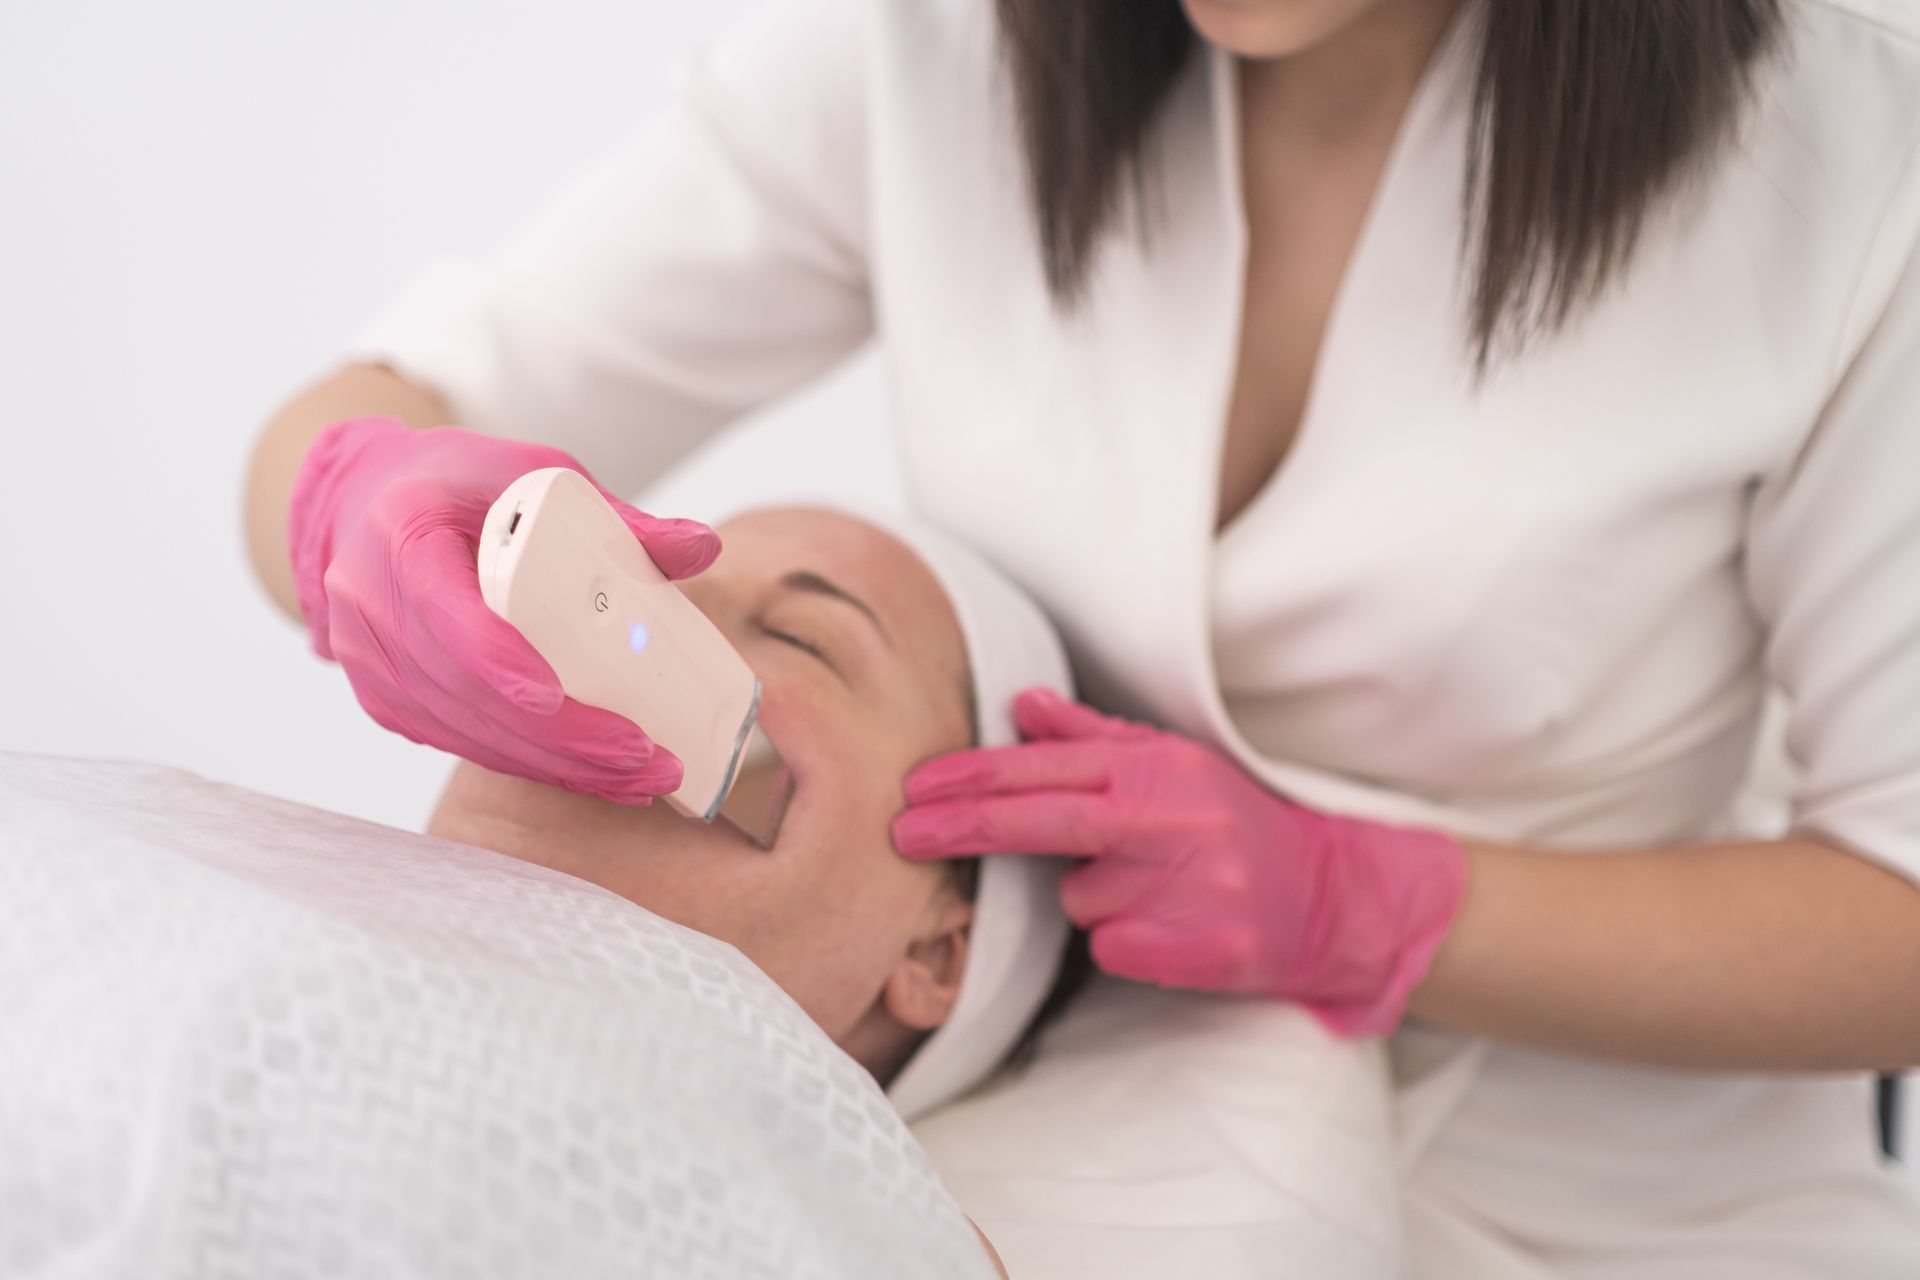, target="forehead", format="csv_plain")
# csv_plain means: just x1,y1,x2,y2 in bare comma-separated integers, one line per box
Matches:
715,506,969,693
